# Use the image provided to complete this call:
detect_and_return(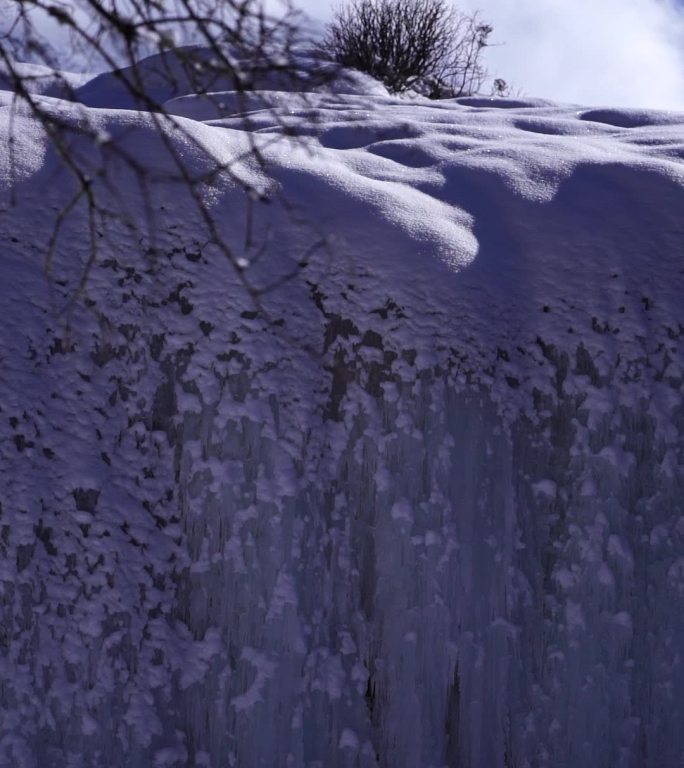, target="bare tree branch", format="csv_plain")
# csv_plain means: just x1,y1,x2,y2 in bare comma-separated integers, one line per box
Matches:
1,0,336,320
